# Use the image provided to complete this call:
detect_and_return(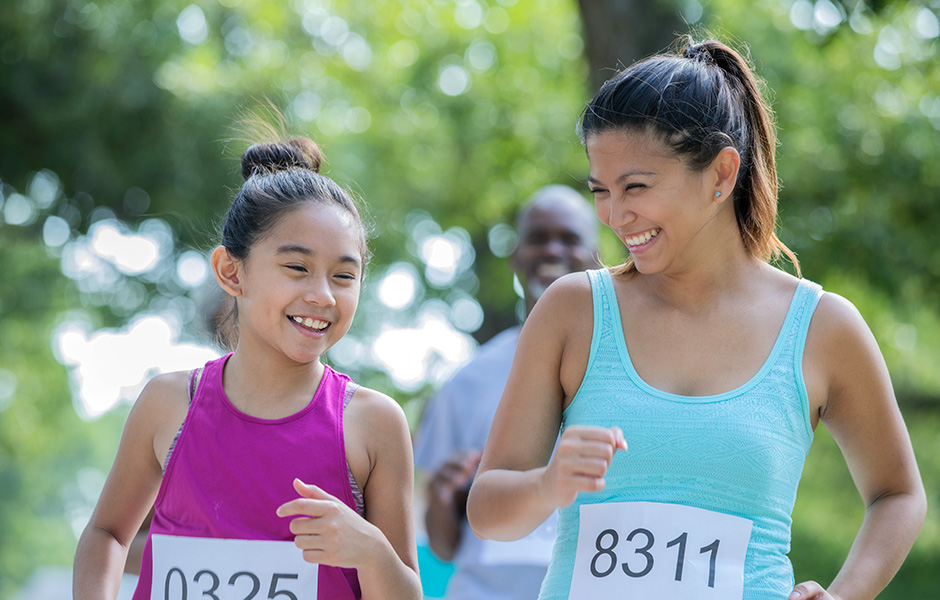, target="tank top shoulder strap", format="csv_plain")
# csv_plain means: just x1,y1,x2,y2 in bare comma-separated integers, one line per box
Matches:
187,367,203,403
788,278,824,377
164,356,224,472
769,278,824,441
339,379,365,517
586,267,628,360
